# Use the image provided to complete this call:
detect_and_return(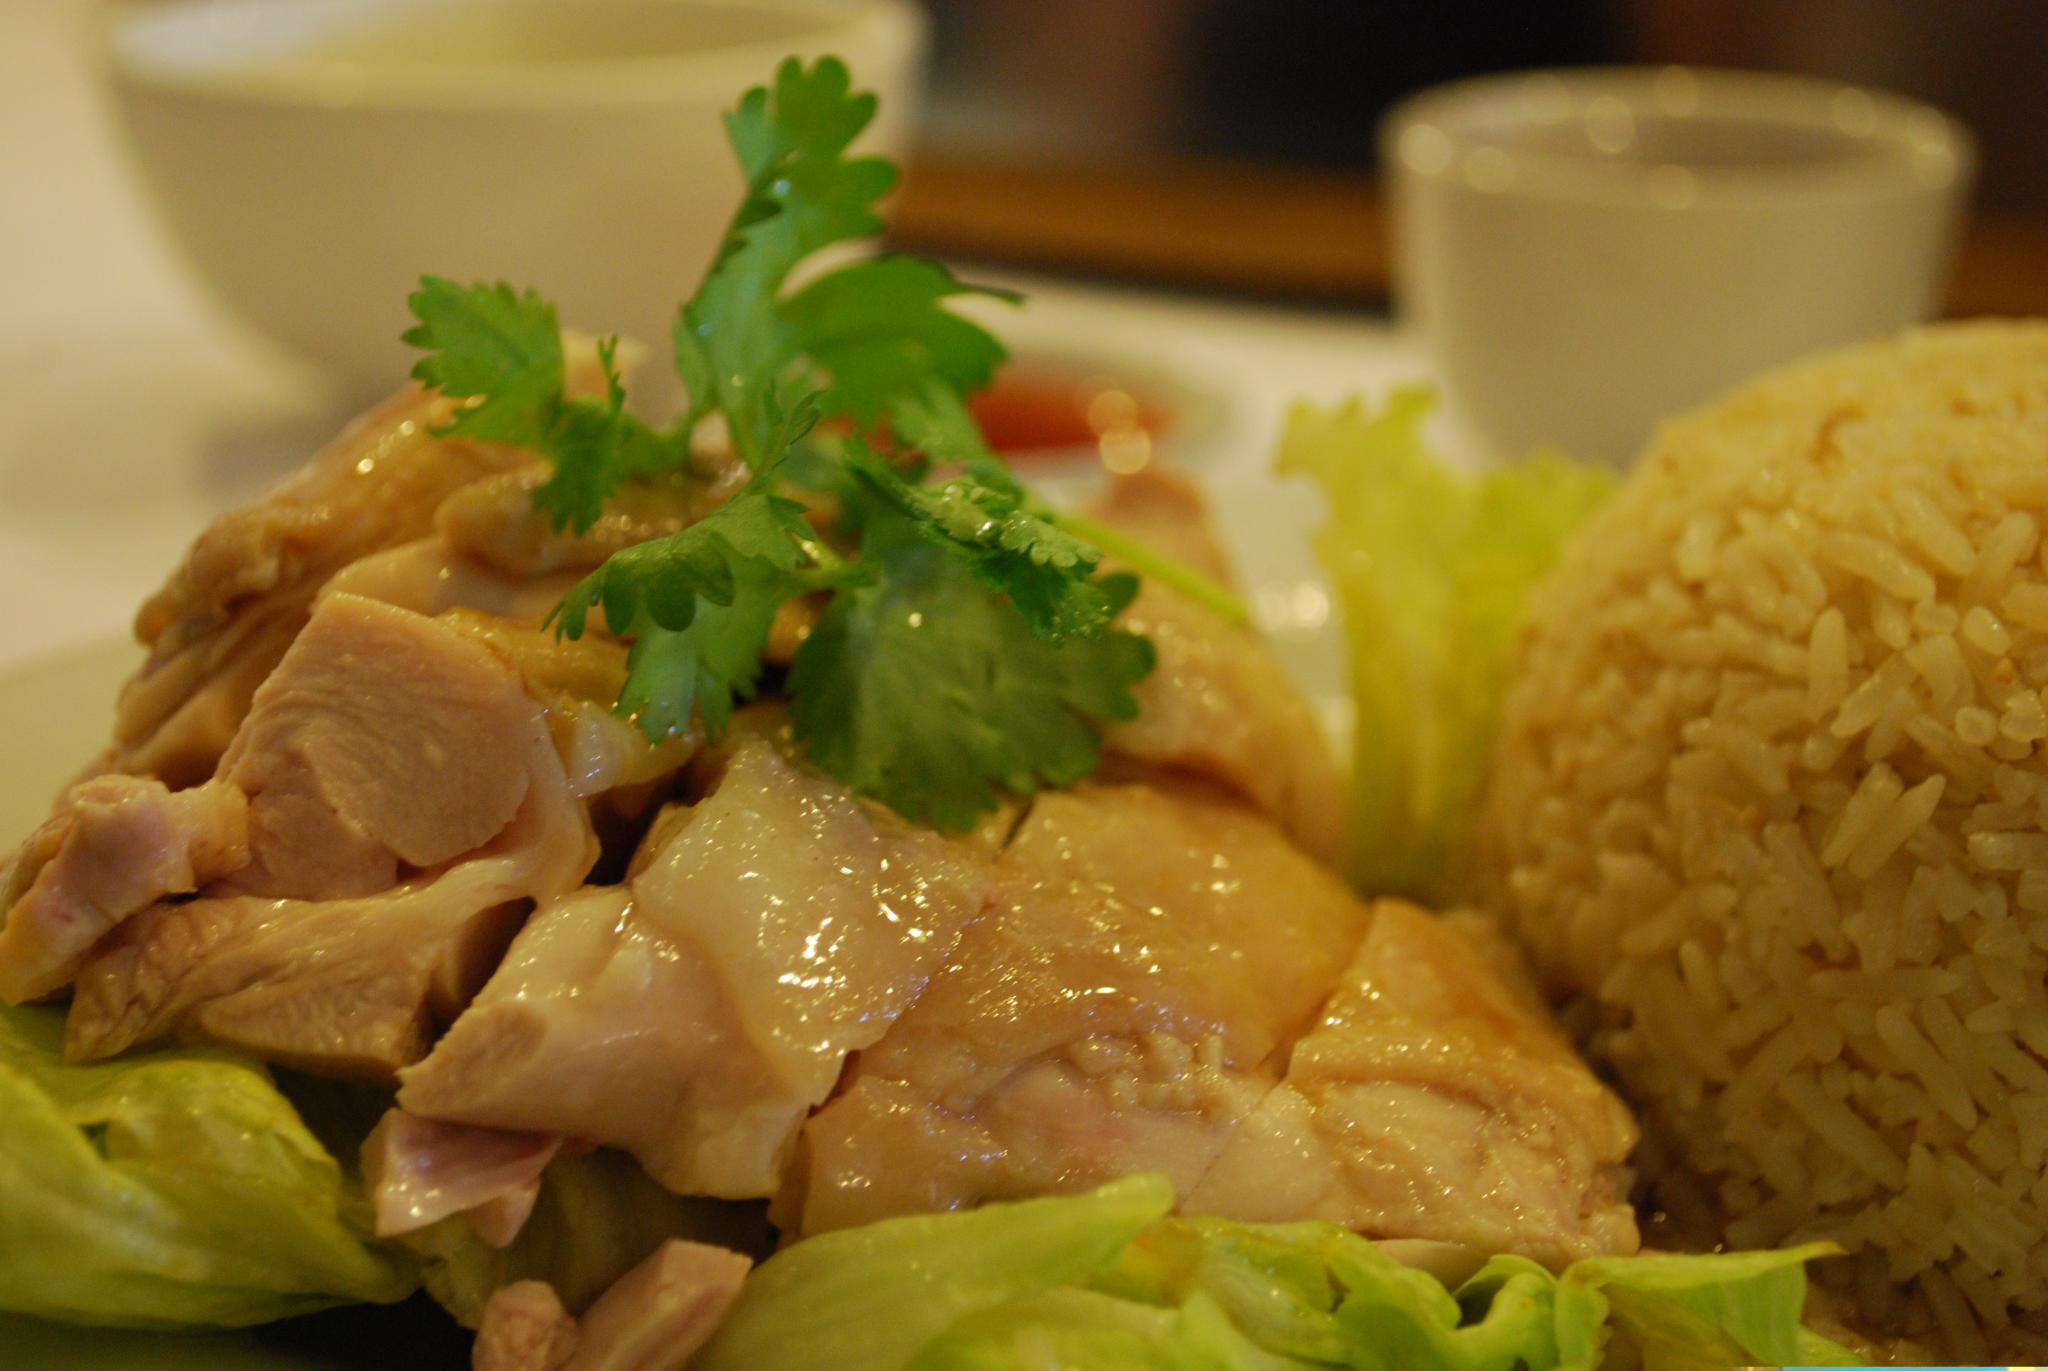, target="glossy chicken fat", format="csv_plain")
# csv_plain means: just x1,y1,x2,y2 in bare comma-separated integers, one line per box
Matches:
398,727,991,1197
